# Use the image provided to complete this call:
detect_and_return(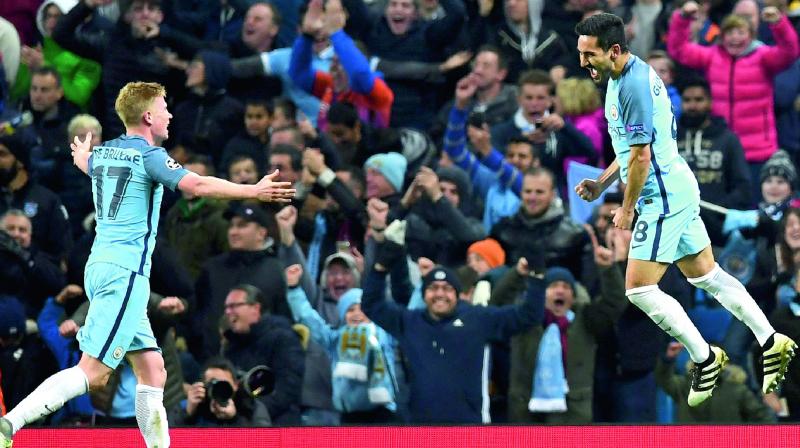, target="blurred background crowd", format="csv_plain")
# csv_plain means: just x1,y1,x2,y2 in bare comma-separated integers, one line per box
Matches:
1,0,800,428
